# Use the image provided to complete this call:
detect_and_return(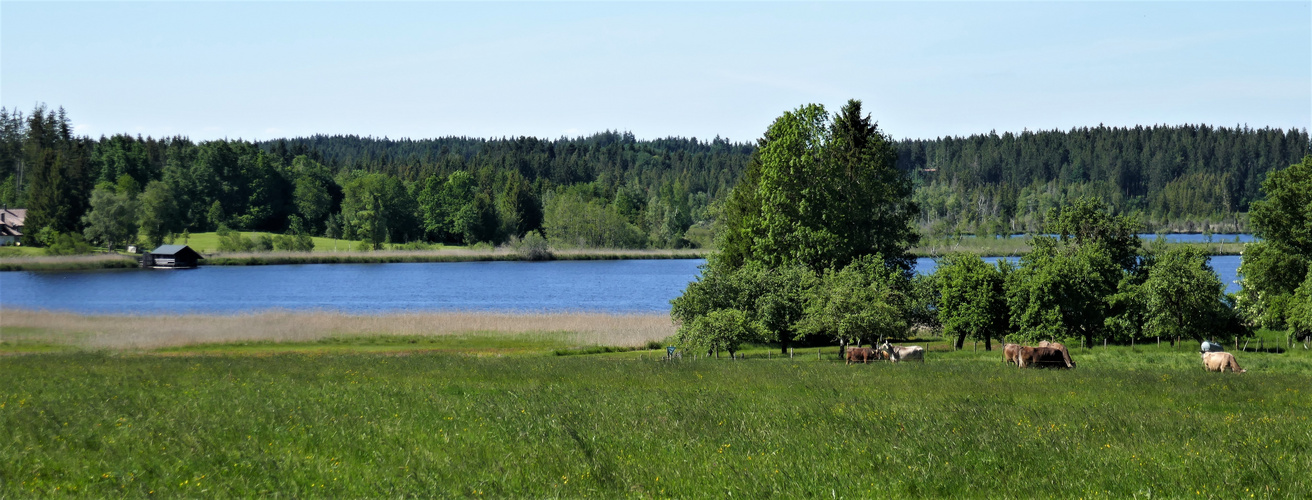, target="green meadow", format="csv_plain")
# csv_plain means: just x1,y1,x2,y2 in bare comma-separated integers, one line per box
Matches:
3,331,1310,498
